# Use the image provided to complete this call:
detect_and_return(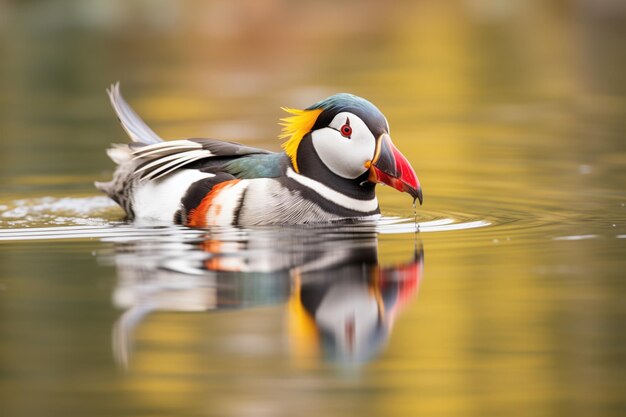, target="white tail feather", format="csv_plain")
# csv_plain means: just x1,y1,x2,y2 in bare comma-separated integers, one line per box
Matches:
106,145,132,164
107,82,163,145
